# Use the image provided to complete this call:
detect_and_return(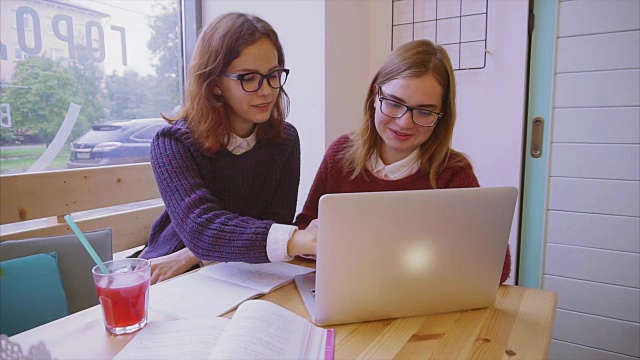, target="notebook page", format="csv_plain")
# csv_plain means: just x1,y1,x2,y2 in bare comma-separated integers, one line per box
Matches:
208,300,321,360
200,262,315,294
114,318,229,360
149,273,259,319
